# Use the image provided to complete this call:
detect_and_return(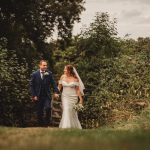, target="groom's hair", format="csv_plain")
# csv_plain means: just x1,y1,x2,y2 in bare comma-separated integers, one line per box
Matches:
39,60,47,65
